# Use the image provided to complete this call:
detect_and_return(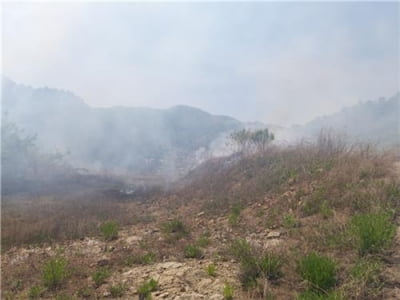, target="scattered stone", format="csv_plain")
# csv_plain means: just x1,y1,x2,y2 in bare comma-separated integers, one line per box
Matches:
267,231,281,239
